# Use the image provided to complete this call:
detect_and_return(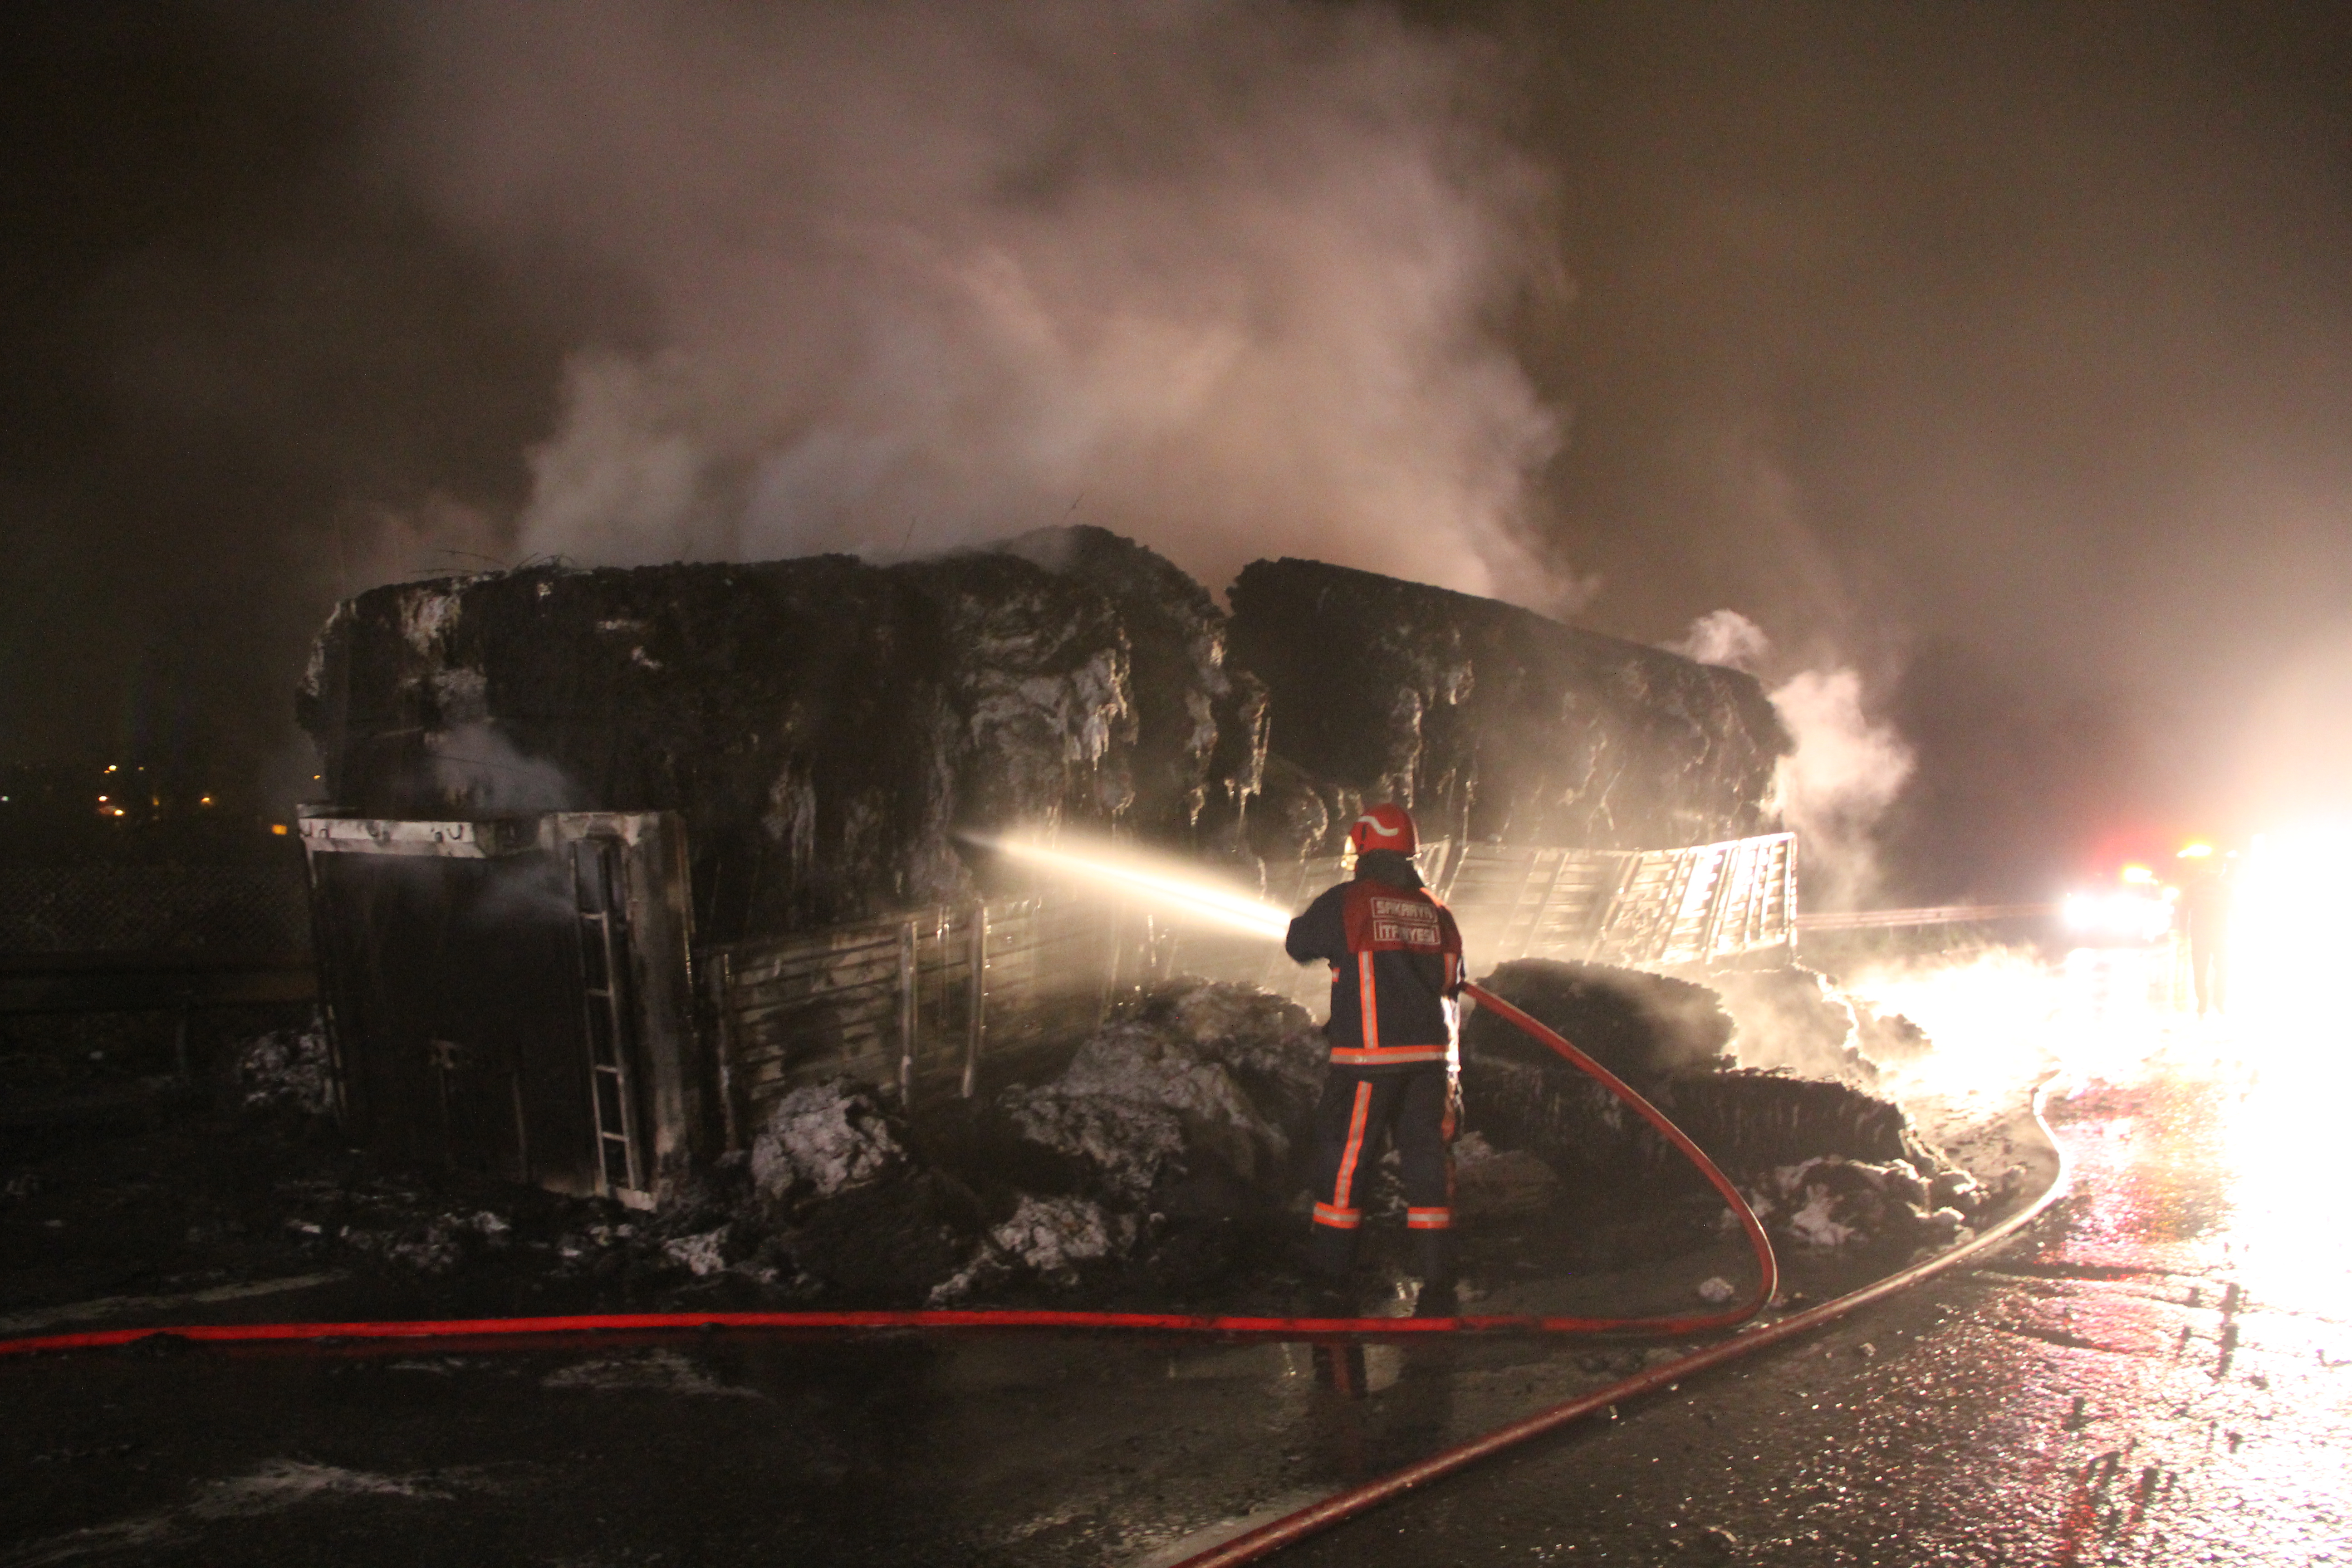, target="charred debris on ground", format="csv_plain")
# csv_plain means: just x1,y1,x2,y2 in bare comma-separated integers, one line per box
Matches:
2,961,1999,1323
